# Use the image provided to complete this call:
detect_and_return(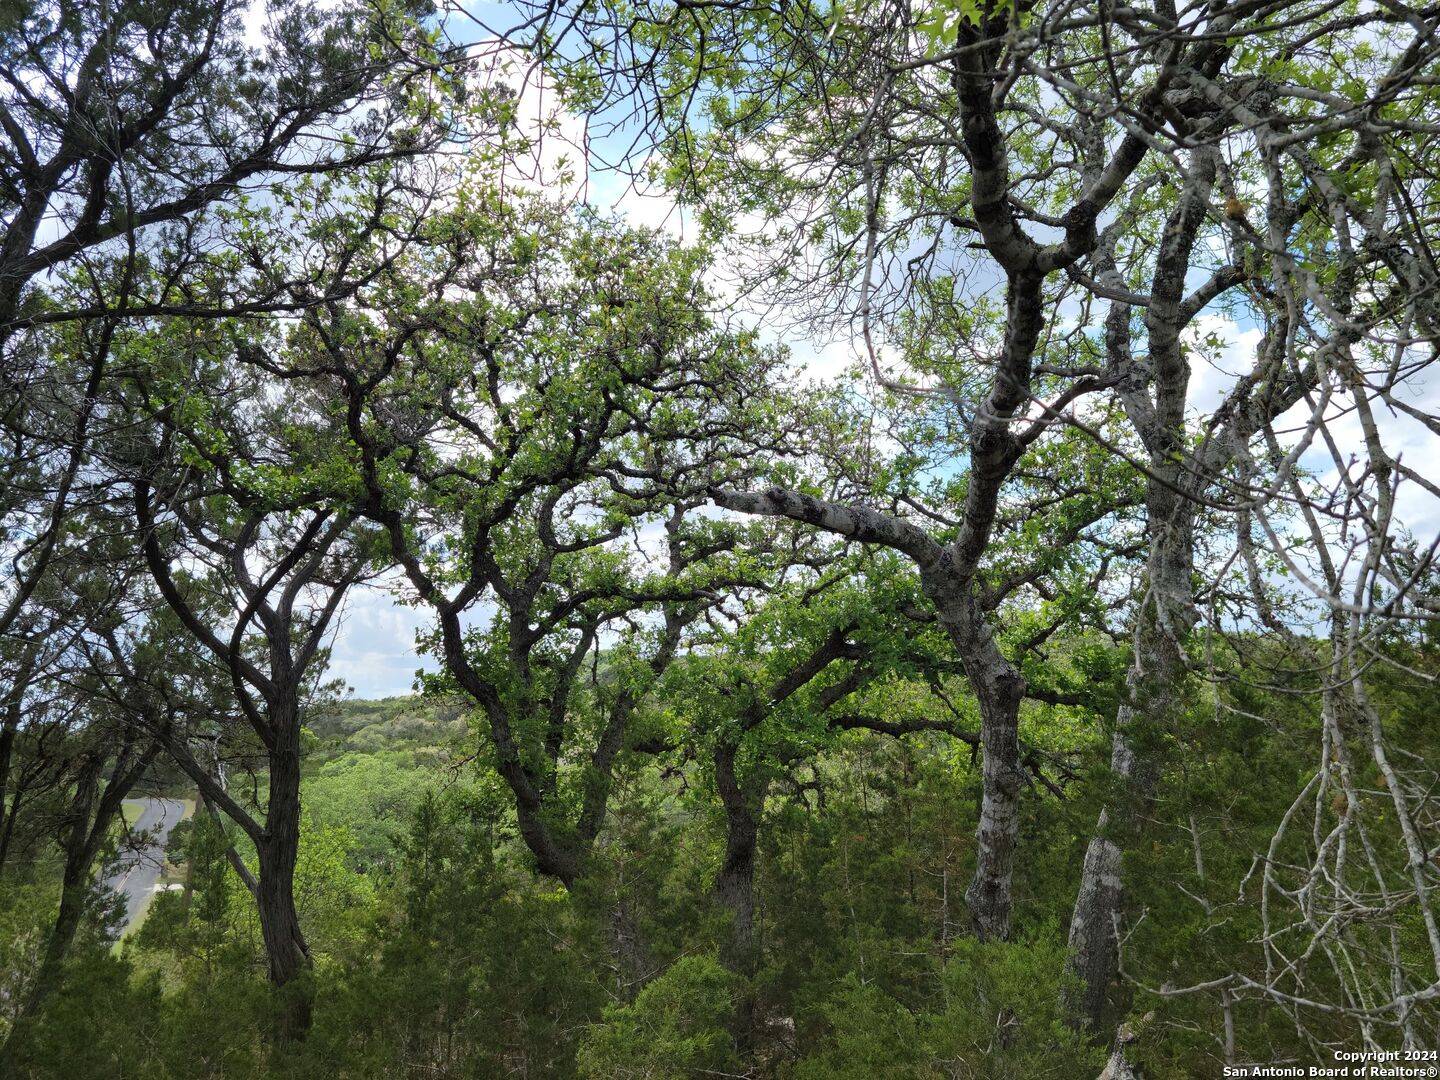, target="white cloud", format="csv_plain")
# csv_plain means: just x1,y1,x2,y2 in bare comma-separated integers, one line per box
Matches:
326,584,435,699
1185,313,1265,415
